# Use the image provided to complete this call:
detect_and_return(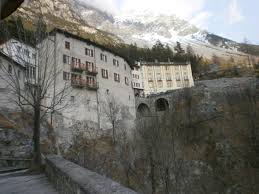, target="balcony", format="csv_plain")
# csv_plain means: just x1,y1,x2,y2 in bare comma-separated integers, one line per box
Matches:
86,65,98,75
71,63,85,72
71,78,85,88
86,81,99,90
